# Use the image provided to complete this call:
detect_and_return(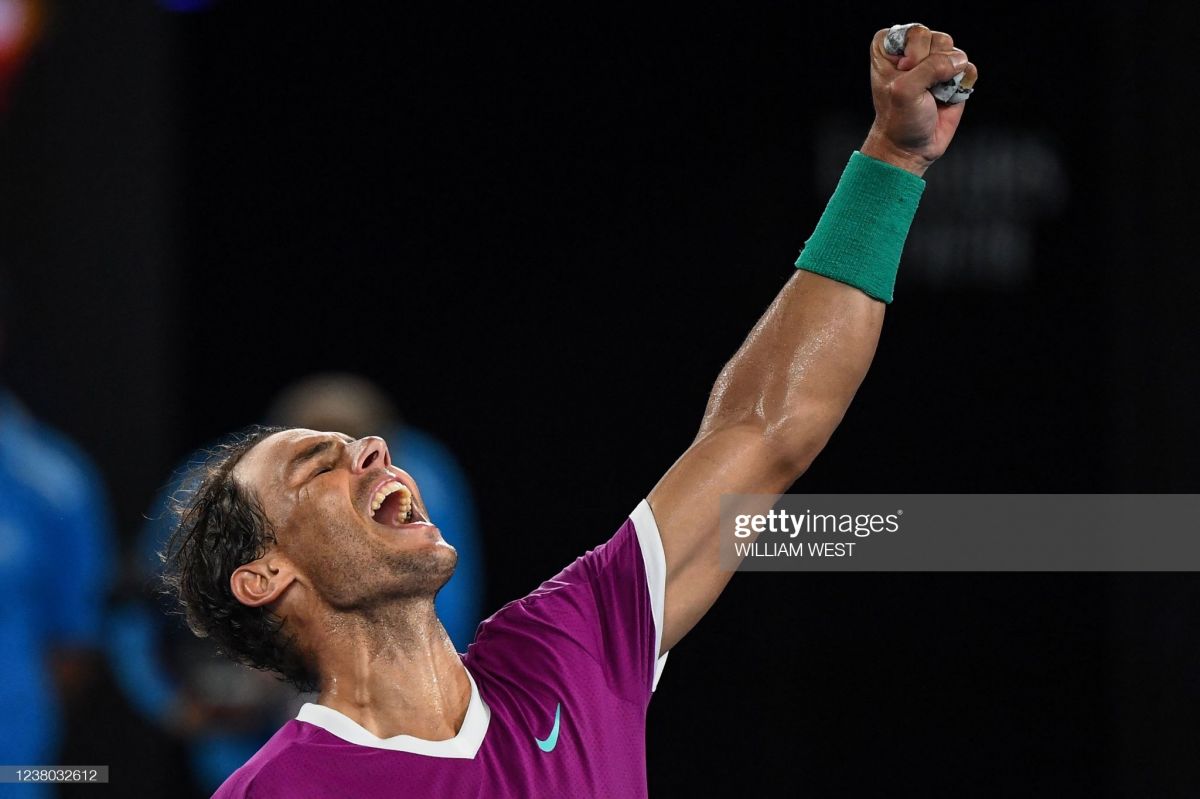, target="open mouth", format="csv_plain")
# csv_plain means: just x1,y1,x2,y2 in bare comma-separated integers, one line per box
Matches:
369,477,417,527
